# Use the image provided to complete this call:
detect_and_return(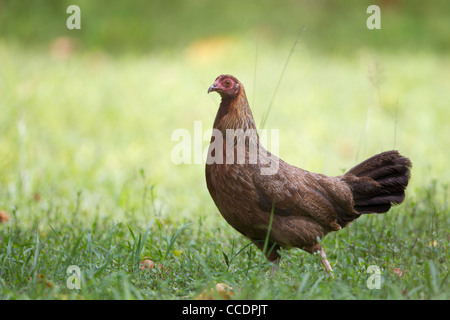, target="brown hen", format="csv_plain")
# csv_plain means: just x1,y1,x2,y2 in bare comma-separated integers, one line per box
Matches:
205,74,411,273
